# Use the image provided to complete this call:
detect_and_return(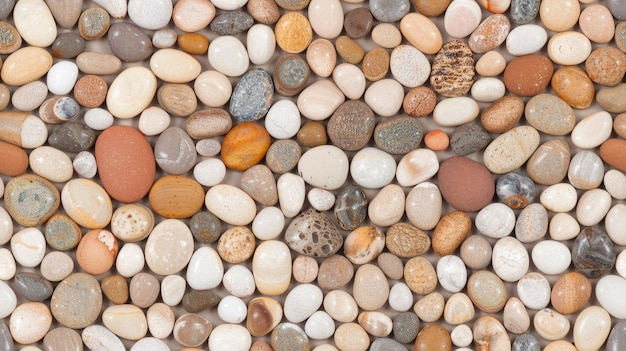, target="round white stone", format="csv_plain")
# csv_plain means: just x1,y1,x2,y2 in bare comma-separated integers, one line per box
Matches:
549,213,580,241
506,24,548,55
350,147,397,189
0,280,17,319
247,24,276,66
84,108,114,130
277,173,306,218
531,240,571,275
540,183,578,212
604,169,626,200
298,145,349,190
388,282,413,312
605,204,626,245
47,61,79,95
205,184,257,225
138,107,170,136
576,188,611,226
433,97,480,127
40,251,74,282
475,202,516,238
436,255,468,293
470,77,506,102
194,70,233,107
18,115,48,148
211,0,247,9
396,148,439,187
128,0,172,30
297,79,345,121
29,146,73,183
492,236,529,282
517,273,551,310
11,228,46,268
307,188,336,212
0,205,13,246
451,324,473,347
284,283,324,323
152,29,177,48
616,250,626,279
217,296,247,324
305,311,336,340
252,206,285,240
596,275,626,319
265,100,301,139
208,36,249,77
73,151,98,179
333,63,366,100
193,158,226,187
160,275,186,307
364,79,404,117
0,248,16,280
186,246,224,290
116,243,145,278
222,265,256,298
208,324,251,351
